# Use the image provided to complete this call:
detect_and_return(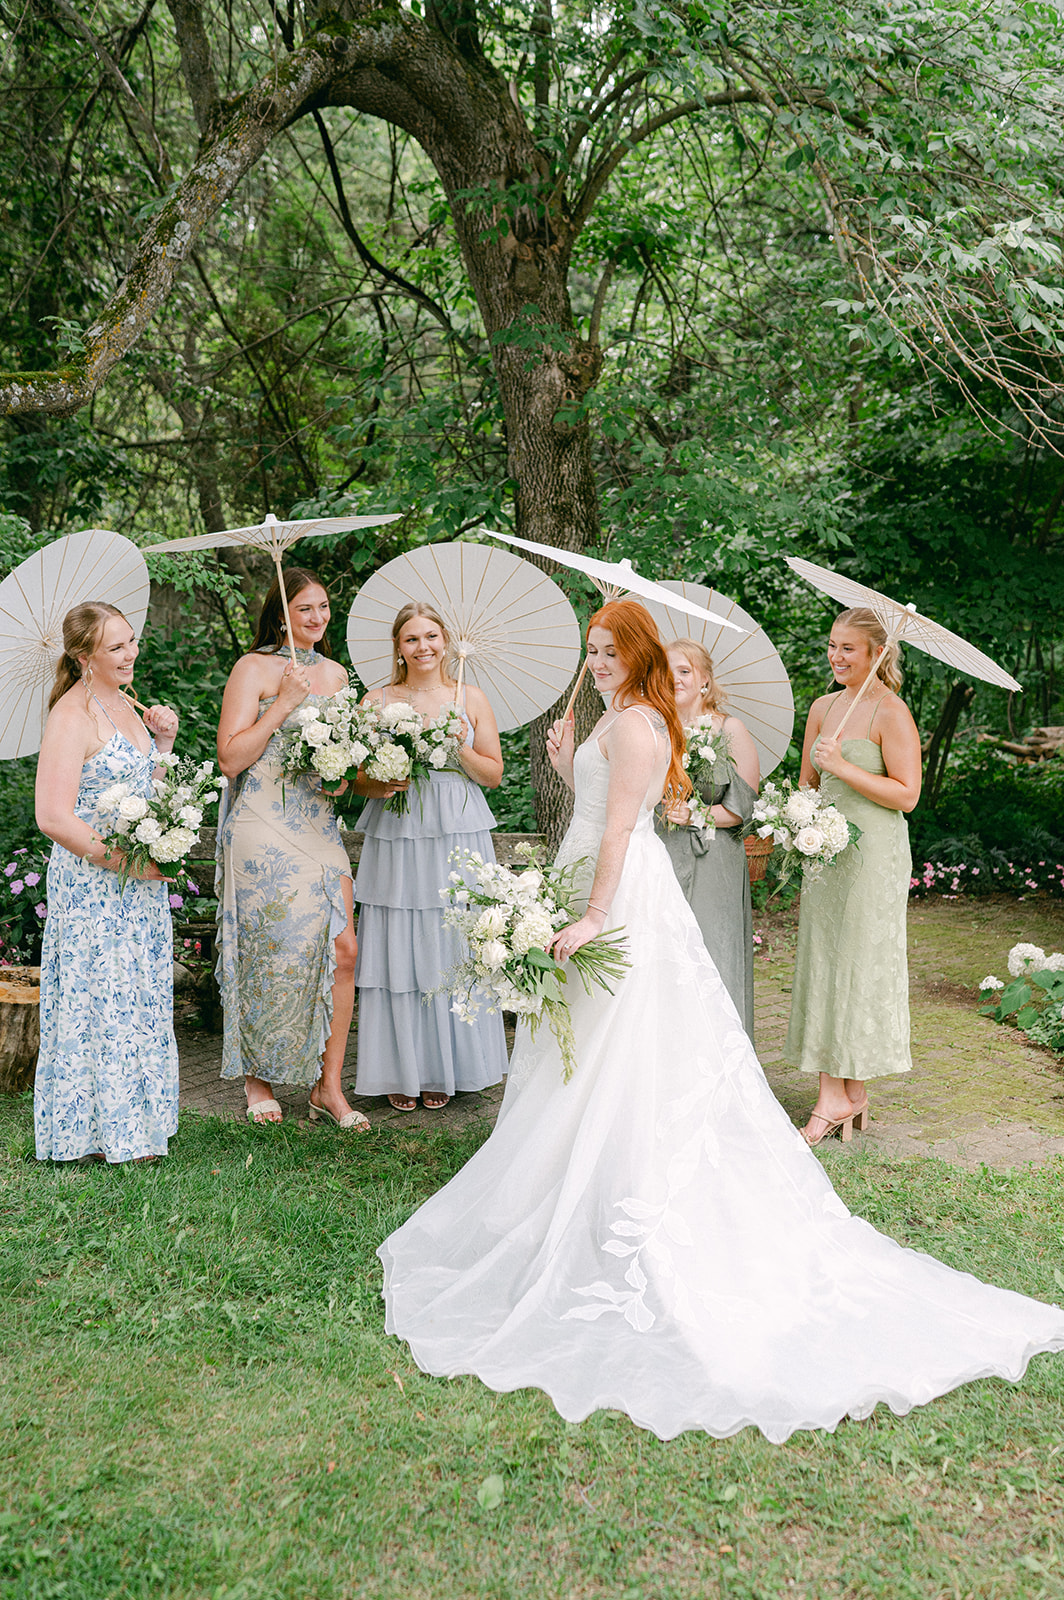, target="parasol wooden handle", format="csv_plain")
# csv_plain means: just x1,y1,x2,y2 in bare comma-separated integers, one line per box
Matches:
119,685,152,715
453,644,469,705
561,657,589,722
274,553,299,668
